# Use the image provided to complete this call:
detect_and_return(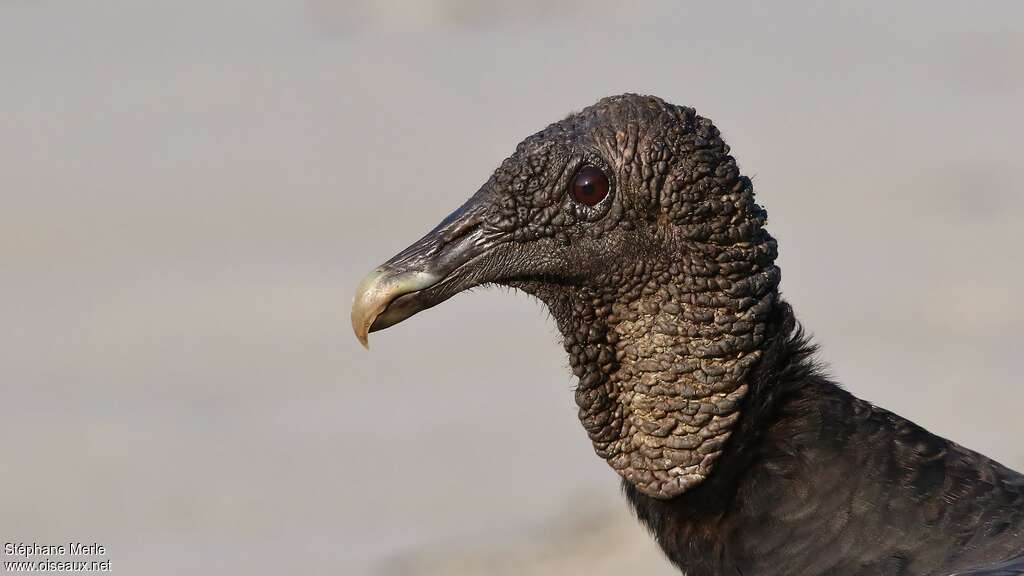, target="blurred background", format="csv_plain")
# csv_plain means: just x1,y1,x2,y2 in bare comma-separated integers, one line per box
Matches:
2,1,1022,574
